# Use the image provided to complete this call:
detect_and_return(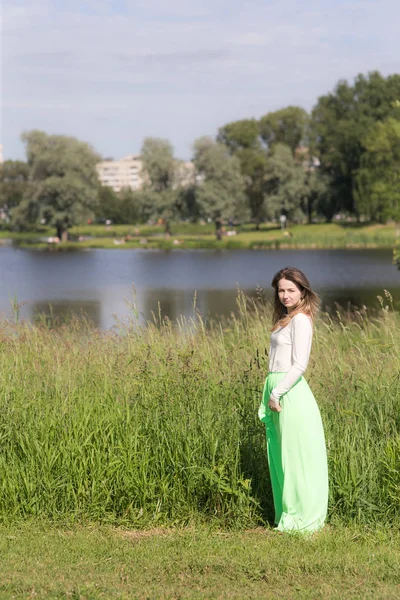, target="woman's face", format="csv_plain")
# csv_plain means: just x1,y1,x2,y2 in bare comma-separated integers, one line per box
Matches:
277,278,302,312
